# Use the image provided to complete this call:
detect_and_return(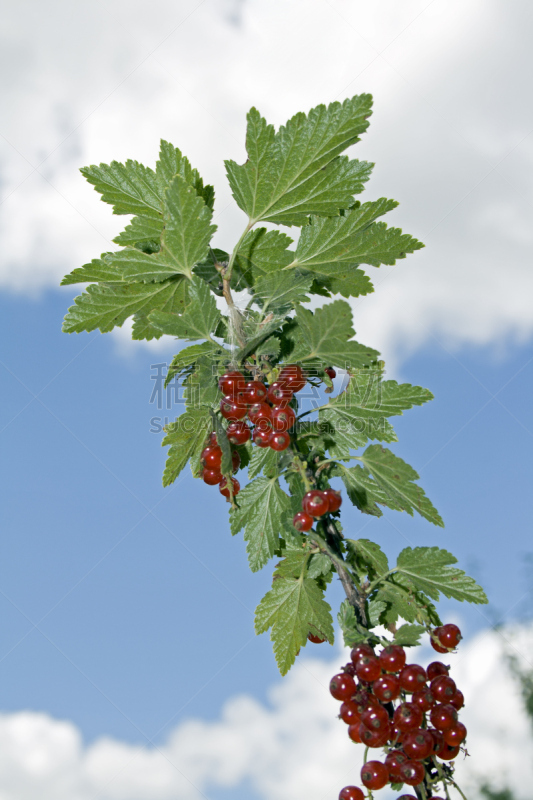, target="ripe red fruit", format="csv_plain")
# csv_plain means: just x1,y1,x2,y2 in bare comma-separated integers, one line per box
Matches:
269,431,291,451
361,704,389,732
219,477,240,498
350,643,375,663
231,450,241,472
339,787,364,800
201,445,222,468
248,402,272,426
325,367,336,380
271,406,296,432
253,427,271,447
359,723,390,748
220,397,247,421
226,421,251,445
397,797,418,800
399,664,427,693
449,689,465,711
266,381,293,406
402,729,434,760
427,661,449,681
307,631,325,644
385,750,408,781
278,364,306,393
243,380,267,404
373,674,400,702
323,488,342,513
202,468,223,485
399,760,425,786
302,490,329,518
347,723,362,743
430,675,457,702
439,742,460,760
208,432,218,445
293,511,314,532
339,700,360,724
379,644,406,673
329,673,356,701
361,760,388,790
342,662,357,677
428,728,445,756
435,623,462,649
218,370,245,398
355,655,381,683
393,702,423,732
443,722,467,746
430,638,448,654
412,688,435,712
430,703,458,731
